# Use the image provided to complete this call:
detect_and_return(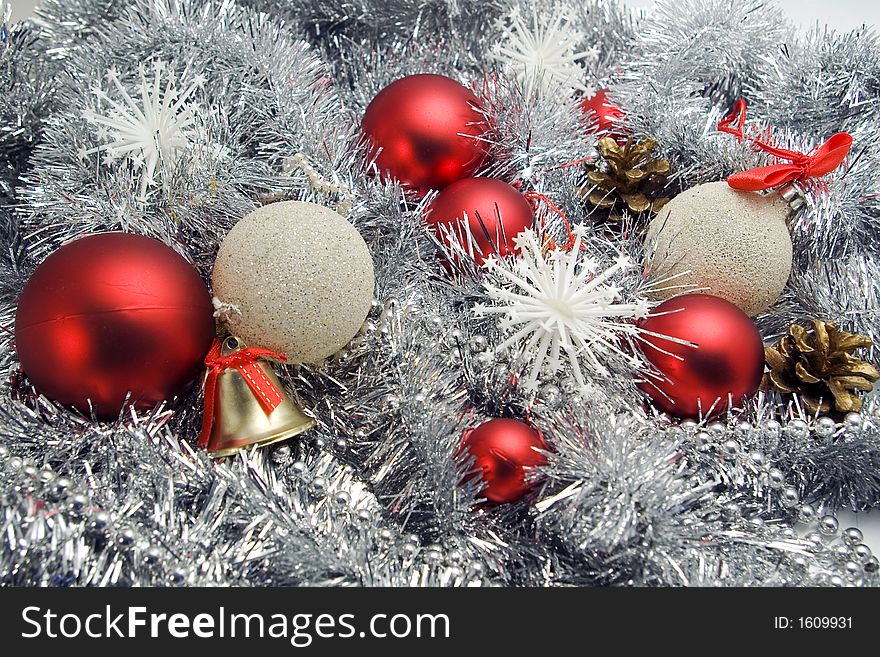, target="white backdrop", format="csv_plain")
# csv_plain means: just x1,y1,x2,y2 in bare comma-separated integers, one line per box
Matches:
6,0,880,552
626,0,878,32
7,0,880,28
